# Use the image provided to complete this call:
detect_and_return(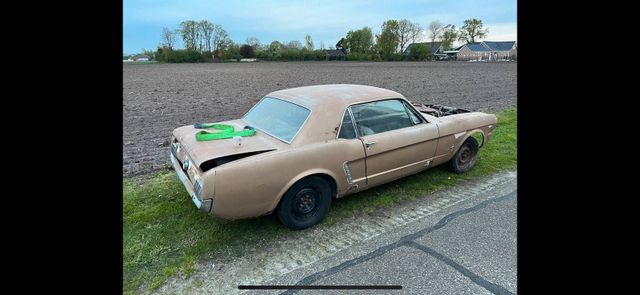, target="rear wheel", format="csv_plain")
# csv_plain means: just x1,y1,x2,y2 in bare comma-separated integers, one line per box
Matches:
448,137,479,173
276,176,332,230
